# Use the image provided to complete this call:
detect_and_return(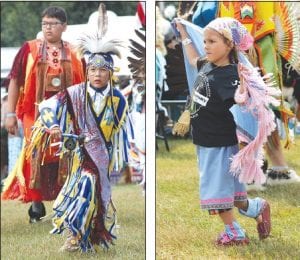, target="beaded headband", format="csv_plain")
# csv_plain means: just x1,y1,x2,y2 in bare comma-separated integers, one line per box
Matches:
88,53,114,70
